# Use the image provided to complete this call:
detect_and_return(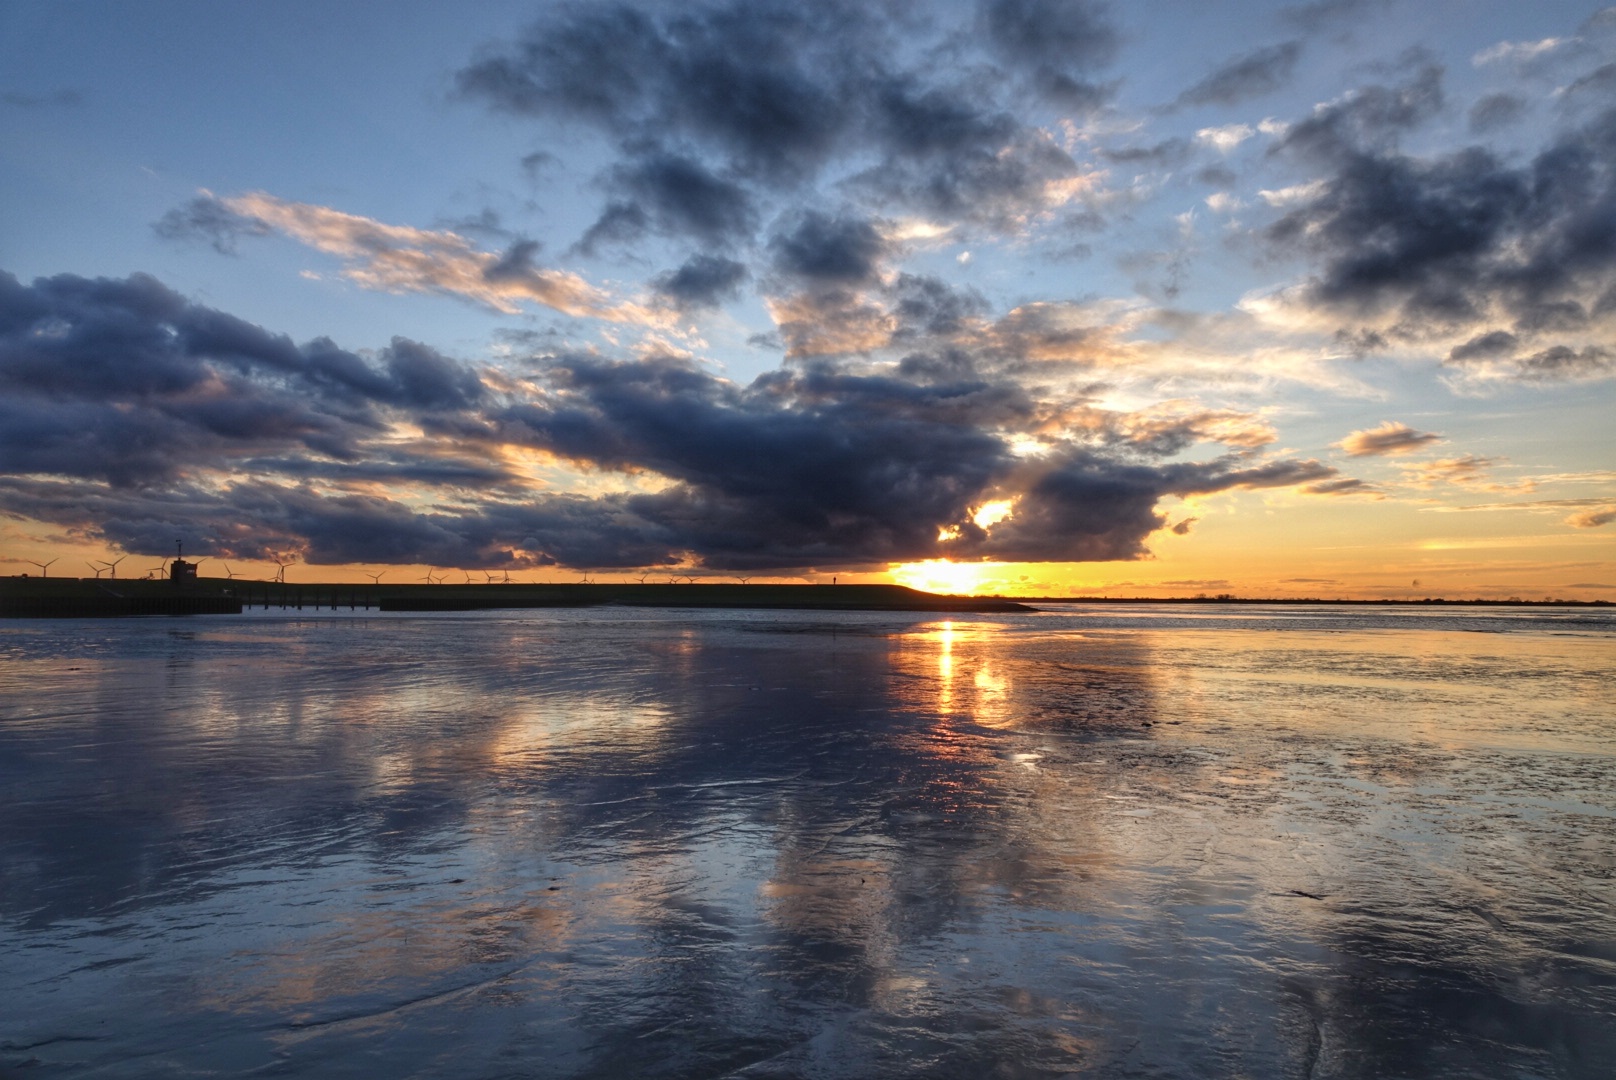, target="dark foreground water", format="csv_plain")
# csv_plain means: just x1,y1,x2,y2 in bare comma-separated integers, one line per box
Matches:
2,605,1613,1079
